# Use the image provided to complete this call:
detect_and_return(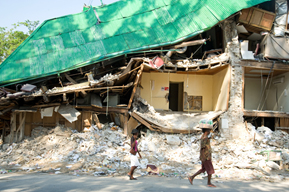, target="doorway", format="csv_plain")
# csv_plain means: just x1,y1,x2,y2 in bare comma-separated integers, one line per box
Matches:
169,82,184,111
